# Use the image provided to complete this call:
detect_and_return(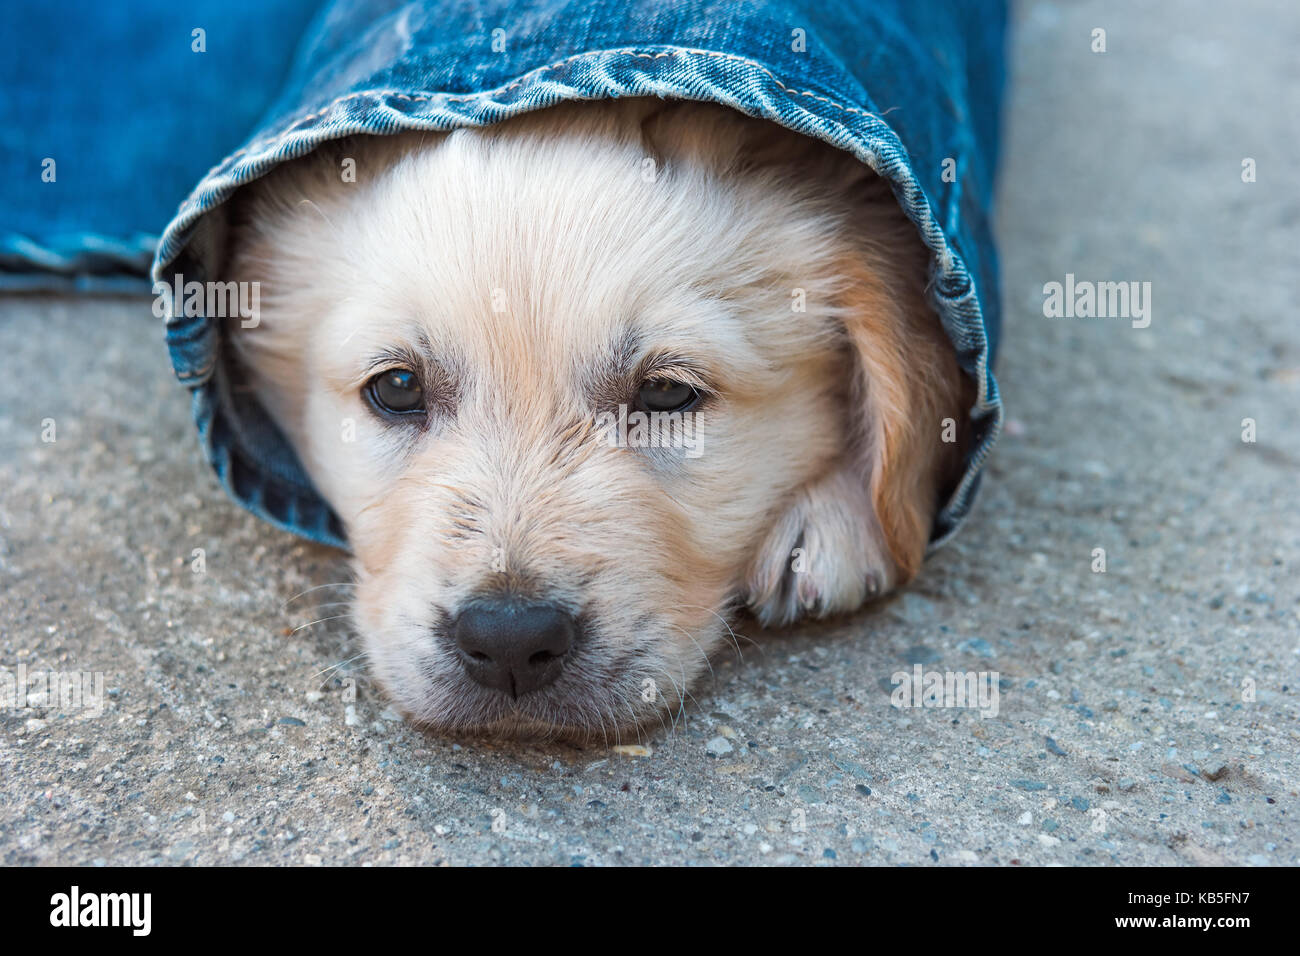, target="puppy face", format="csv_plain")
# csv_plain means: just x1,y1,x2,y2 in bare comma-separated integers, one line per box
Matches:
226,101,968,738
